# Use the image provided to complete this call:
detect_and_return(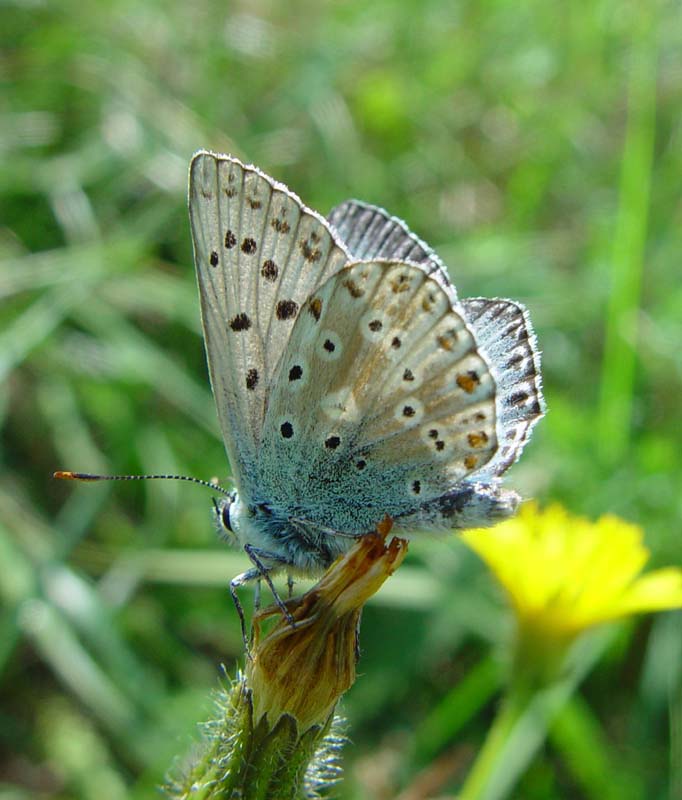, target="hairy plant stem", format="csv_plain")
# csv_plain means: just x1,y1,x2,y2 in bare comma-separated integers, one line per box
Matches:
166,523,406,799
